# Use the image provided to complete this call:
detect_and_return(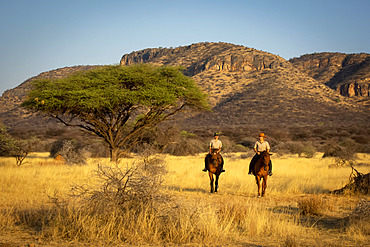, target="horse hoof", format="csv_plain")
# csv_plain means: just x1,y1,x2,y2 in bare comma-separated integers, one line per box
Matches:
257,195,261,198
